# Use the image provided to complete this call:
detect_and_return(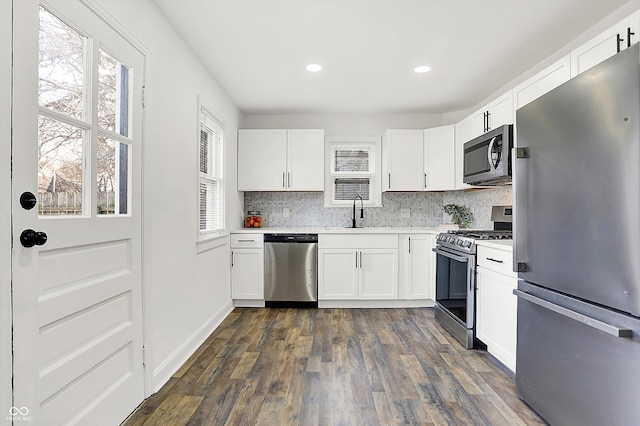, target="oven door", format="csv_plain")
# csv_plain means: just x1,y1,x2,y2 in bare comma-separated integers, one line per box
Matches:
433,246,476,343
